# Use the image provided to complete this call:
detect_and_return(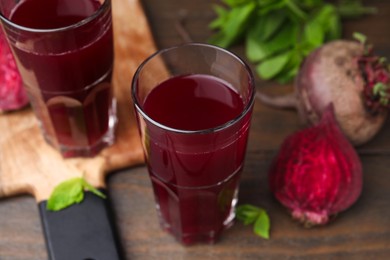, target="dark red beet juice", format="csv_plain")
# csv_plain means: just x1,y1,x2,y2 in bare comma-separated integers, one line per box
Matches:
7,0,115,157
142,74,251,244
